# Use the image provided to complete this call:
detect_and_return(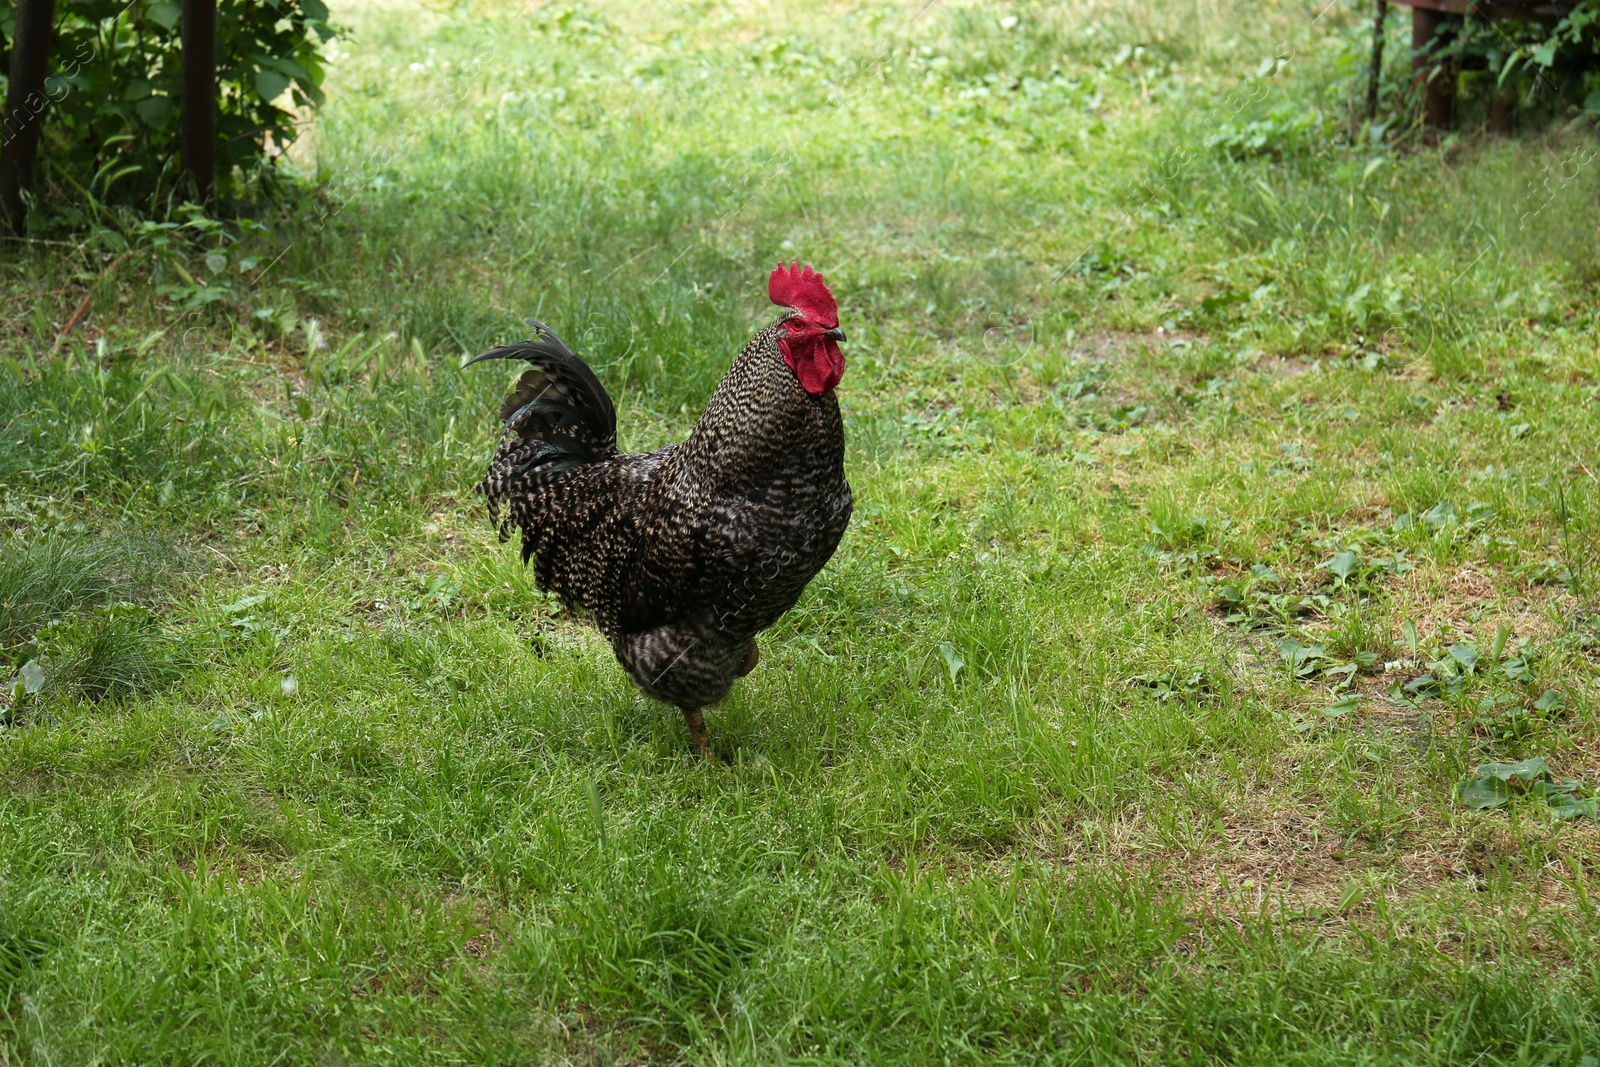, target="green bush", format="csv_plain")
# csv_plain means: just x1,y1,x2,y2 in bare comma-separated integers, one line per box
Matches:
1401,0,1600,125
0,0,334,218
